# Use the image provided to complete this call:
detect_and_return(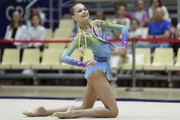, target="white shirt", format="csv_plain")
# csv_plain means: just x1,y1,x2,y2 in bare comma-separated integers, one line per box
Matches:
4,25,28,49
112,18,130,29
28,25,46,47
177,23,180,39
136,11,143,23
129,29,142,38
148,6,170,21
